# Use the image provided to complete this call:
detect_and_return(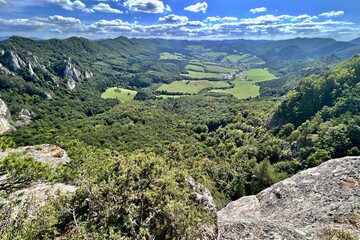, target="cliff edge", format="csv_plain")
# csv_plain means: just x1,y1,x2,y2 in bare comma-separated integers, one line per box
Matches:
217,156,360,240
